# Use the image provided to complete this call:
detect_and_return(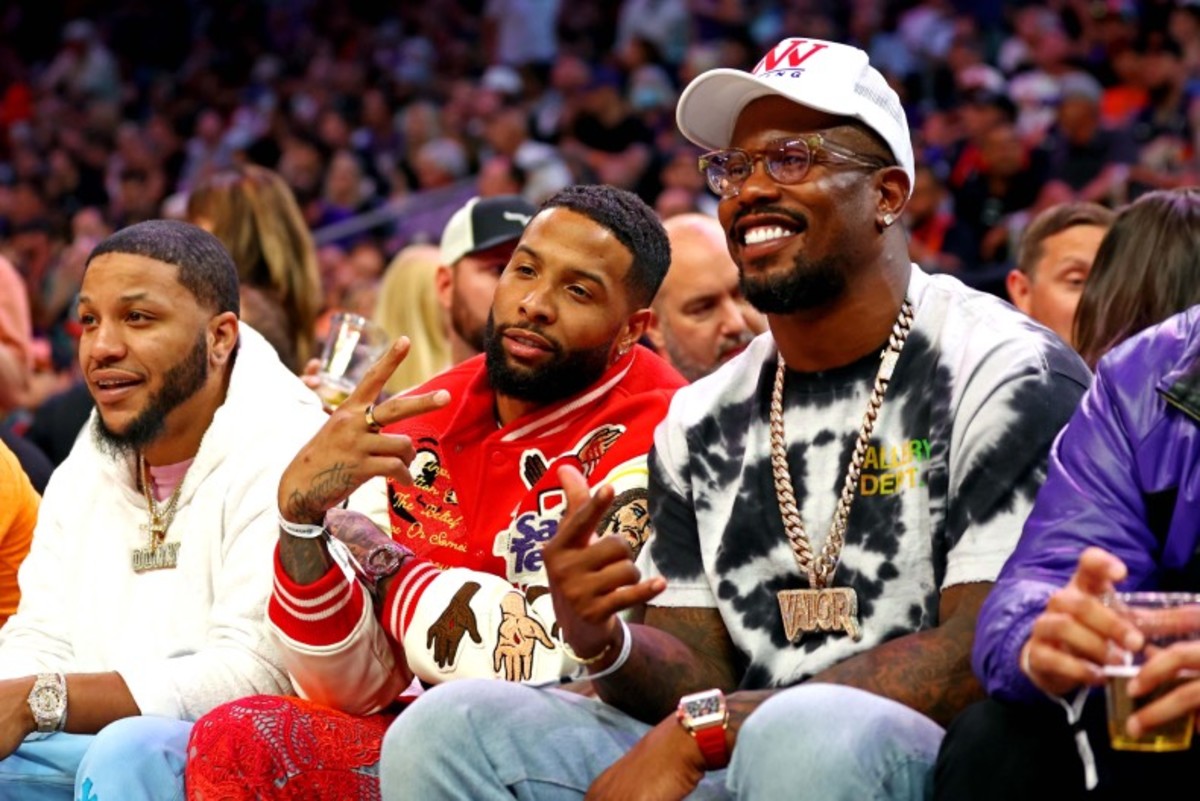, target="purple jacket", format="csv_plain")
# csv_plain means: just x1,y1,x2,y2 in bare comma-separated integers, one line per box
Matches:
974,306,1200,703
